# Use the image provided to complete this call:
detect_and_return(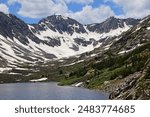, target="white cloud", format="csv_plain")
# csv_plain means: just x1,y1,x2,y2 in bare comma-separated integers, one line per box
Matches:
8,0,69,18
69,5,115,24
7,0,18,5
0,3,9,14
62,0,93,4
112,0,150,18
6,0,150,24
7,0,115,24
